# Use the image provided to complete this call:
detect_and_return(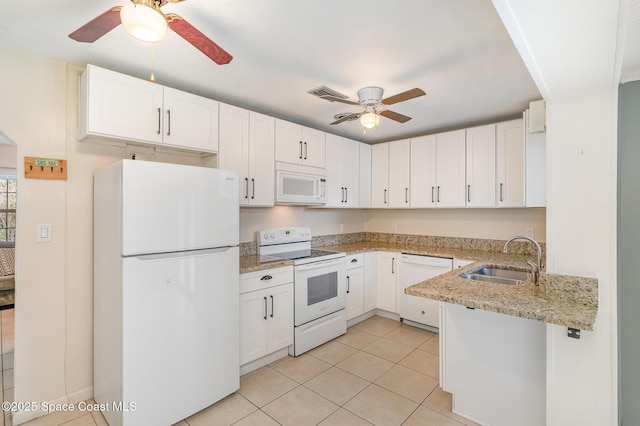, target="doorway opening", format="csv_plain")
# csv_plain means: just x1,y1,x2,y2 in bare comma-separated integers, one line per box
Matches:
0,129,17,420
